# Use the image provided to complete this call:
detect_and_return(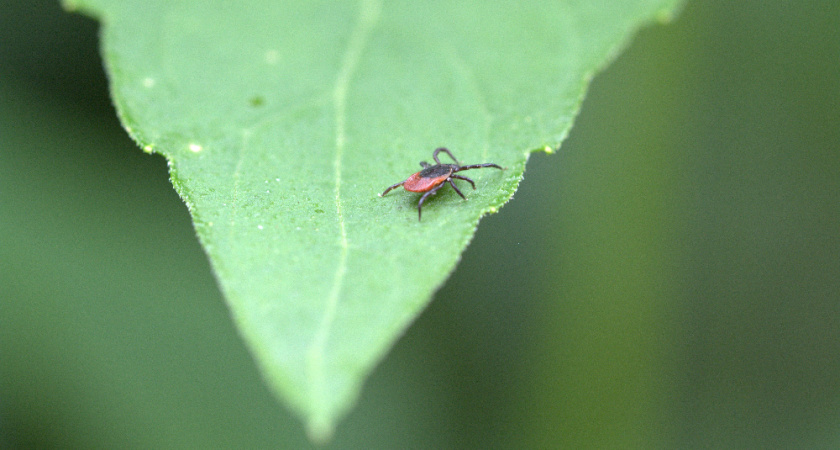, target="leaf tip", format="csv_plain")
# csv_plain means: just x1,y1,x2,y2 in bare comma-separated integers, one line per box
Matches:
60,0,78,11
306,416,336,445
